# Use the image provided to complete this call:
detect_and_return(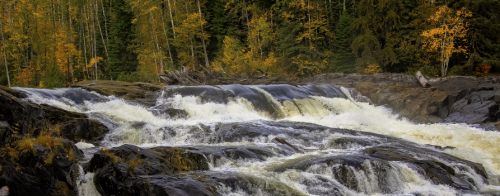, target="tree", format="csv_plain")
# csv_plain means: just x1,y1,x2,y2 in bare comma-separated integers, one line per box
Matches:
0,15,10,87
333,12,355,72
422,6,472,77
107,0,137,80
